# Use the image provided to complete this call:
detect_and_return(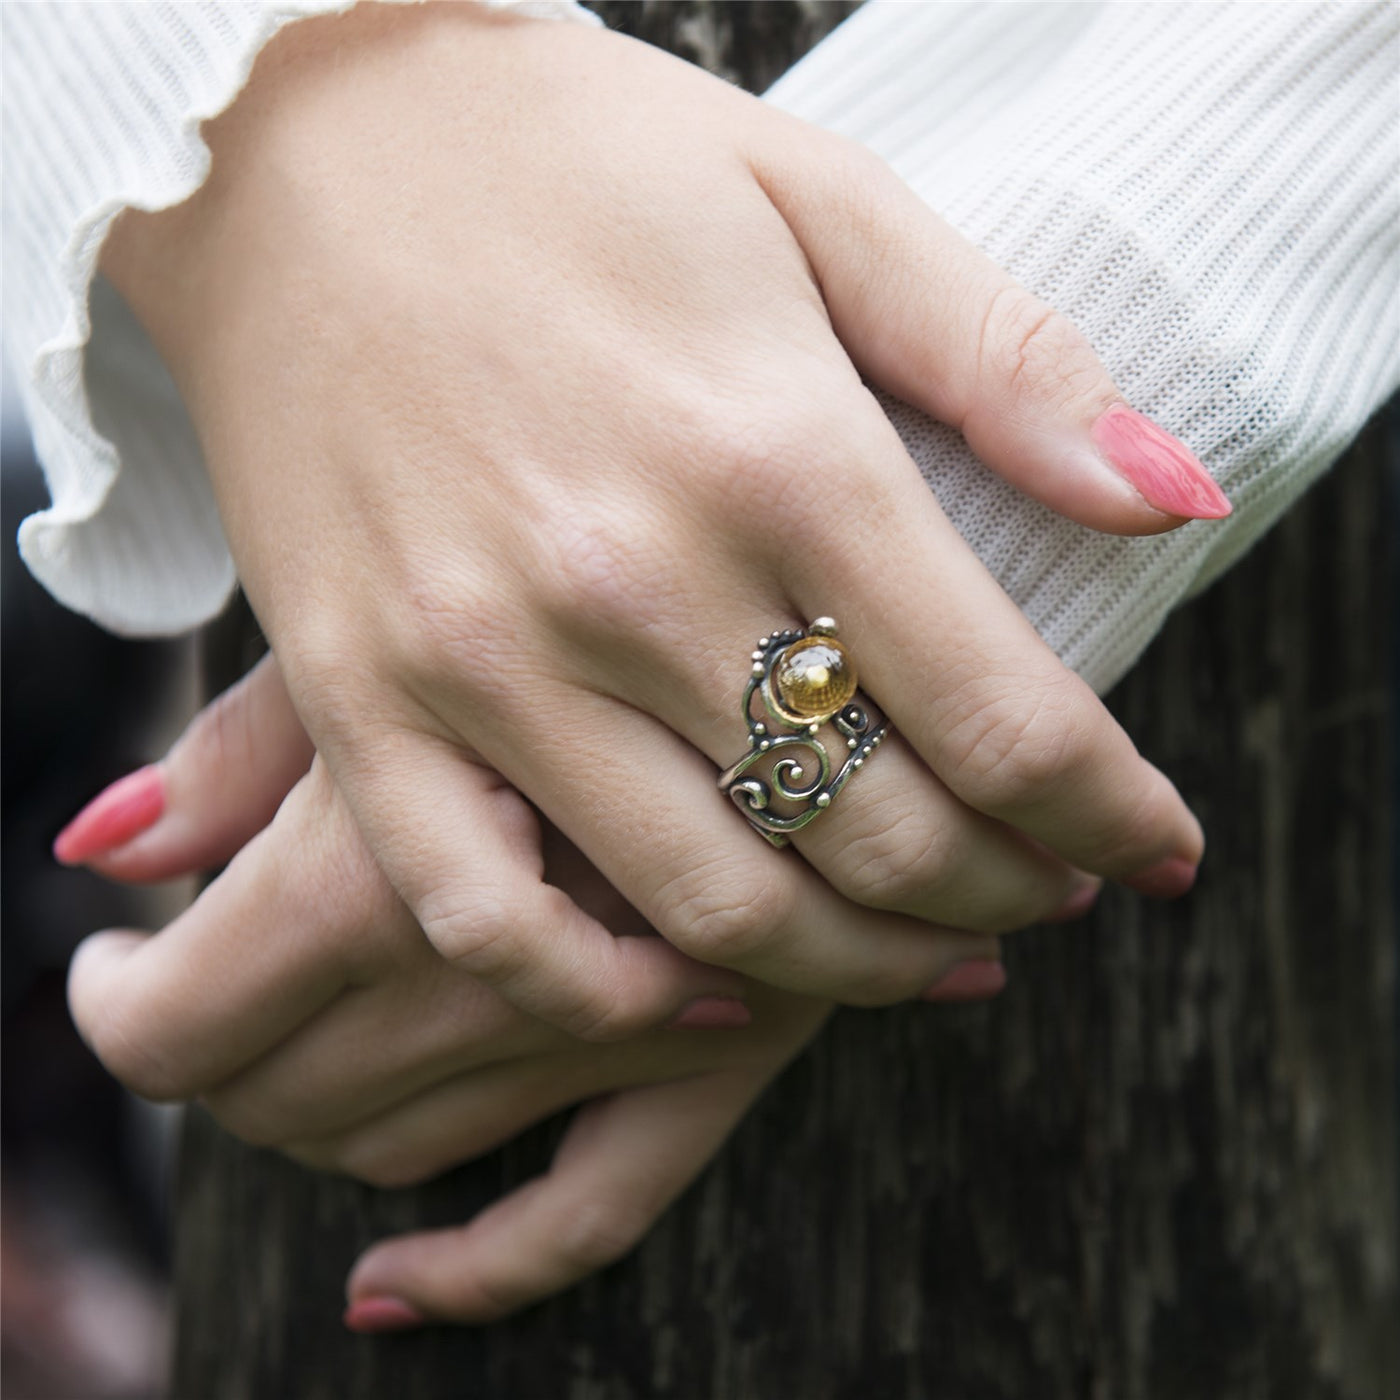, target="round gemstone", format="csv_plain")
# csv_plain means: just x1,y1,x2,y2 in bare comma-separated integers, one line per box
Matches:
773,637,858,720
